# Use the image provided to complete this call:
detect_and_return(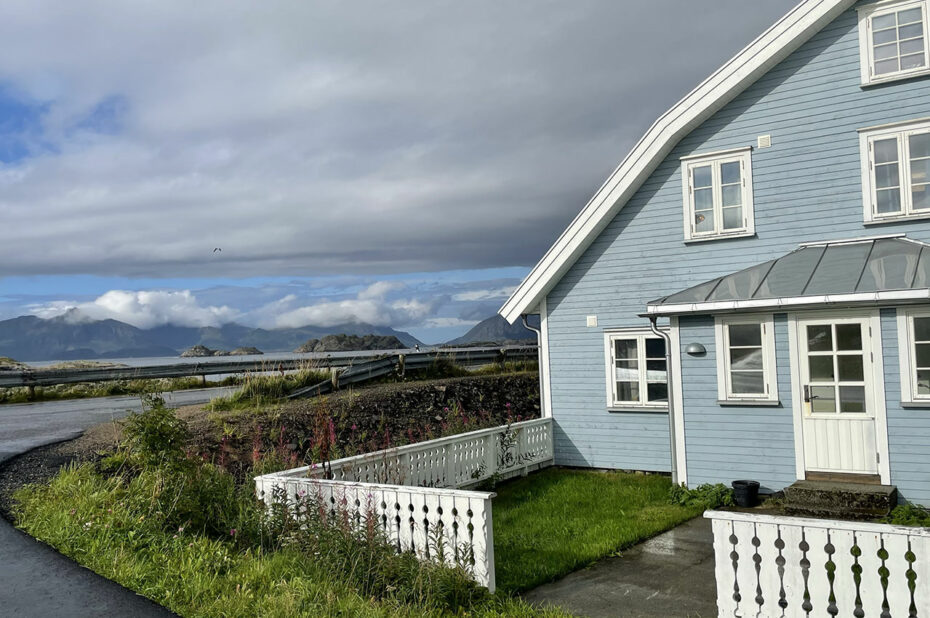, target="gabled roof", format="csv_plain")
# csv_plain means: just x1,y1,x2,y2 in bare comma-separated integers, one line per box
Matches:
499,0,855,324
646,235,930,316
